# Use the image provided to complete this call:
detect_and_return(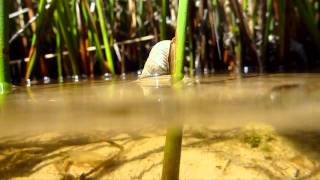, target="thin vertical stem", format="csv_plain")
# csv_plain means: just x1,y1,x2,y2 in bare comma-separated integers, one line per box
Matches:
161,1,189,180
293,0,320,49
96,0,115,75
160,0,168,40
80,0,105,69
188,28,194,76
25,0,46,80
137,0,145,69
54,12,63,82
56,2,79,76
173,0,189,81
109,0,115,26
161,126,183,180
188,1,195,76
0,0,10,93
208,0,222,61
